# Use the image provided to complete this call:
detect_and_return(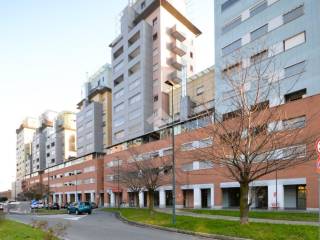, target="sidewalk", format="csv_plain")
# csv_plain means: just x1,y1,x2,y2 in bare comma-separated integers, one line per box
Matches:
156,208,319,226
